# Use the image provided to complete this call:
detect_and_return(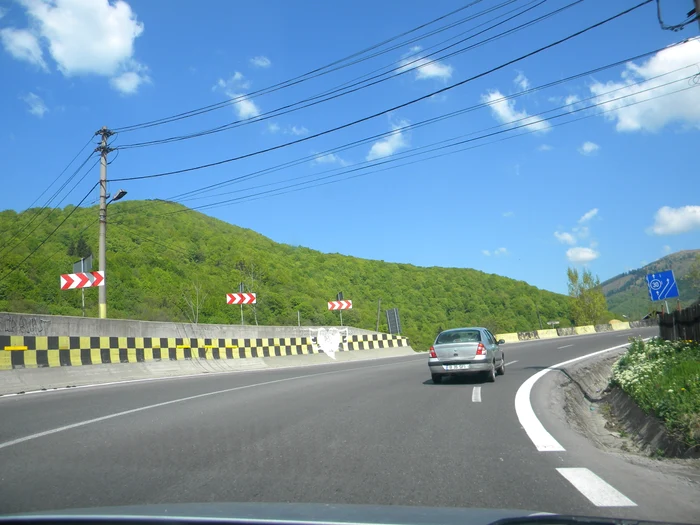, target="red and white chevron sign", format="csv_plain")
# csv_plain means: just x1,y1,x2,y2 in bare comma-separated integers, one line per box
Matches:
328,300,352,310
226,292,257,305
60,271,105,290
